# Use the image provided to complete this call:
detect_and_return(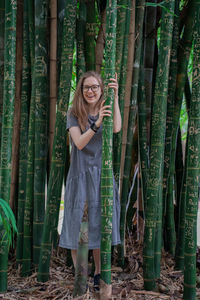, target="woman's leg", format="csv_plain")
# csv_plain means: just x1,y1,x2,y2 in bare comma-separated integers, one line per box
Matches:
93,248,100,275
71,249,77,268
